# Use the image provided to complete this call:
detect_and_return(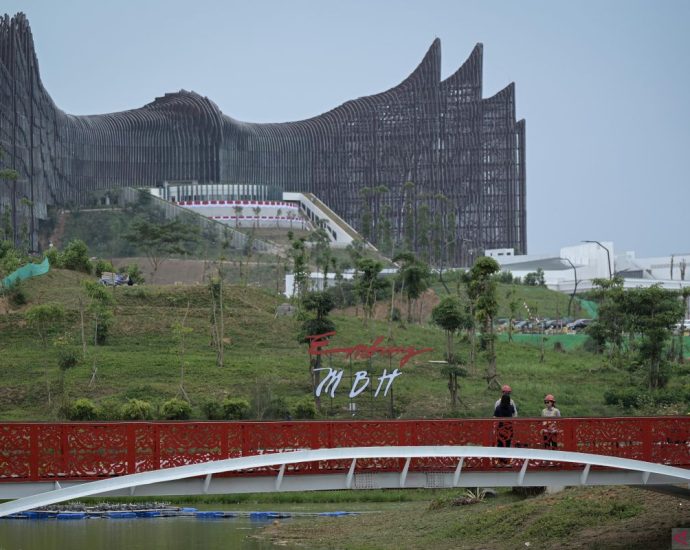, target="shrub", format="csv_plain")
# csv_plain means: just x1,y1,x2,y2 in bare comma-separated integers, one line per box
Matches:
62,239,92,274
7,282,27,307
201,400,224,420
120,399,154,420
603,388,653,410
0,243,21,276
95,316,112,345
161,398,192,420
57,348,79,371
94,259,115,278
44,247,62,268
292,397,317,419
65,398,99,421
126,263,145,284
223,398,250,420
265,397,290,420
